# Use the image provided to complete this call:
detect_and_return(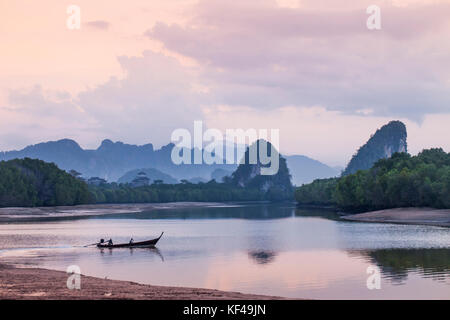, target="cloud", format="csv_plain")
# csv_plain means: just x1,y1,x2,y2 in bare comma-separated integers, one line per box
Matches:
0,86,100,150
76,51,208,146
8,85,82,118
4,51,208,149
147,0,450,120
85,20,110,30
2,0,449,160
